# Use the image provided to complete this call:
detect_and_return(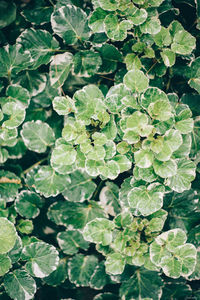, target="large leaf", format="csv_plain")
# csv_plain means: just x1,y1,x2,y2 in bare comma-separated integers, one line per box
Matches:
51,5,91,45
21,242,59,278
4,269,36,300
0,218,17,254
21,121,55,153
128,183,165,216
47,200,105,229
49,52,73,88
18,29,59,69
33,166,70,198
119,268,163,300
68,254,98,286
62,170,97,202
